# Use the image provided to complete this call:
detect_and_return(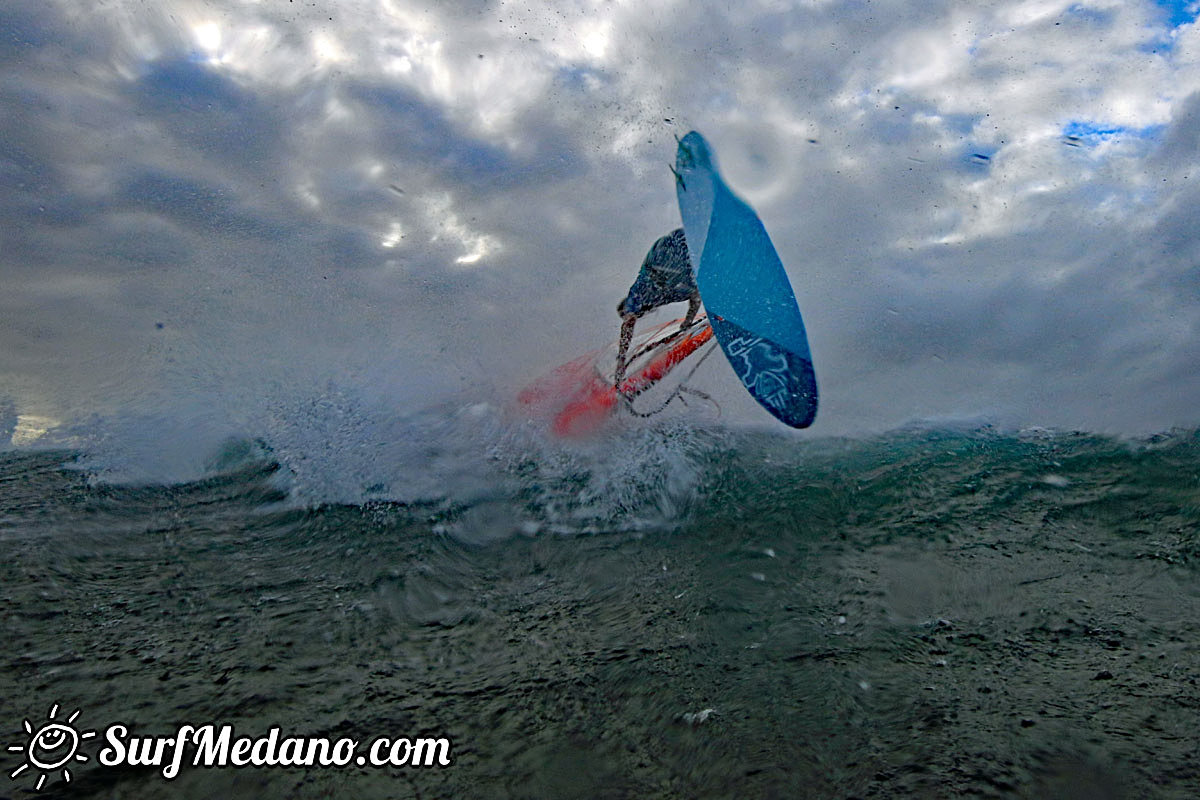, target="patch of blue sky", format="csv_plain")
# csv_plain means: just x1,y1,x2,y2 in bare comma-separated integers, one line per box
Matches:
941,112,978,138
873,97,982,149
1153,0,1200,29
1064,3,1116,27
556,64,606,92
1061,120,1166,147
1127,1,1197,54
140,59,247,114
963,147,997,168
